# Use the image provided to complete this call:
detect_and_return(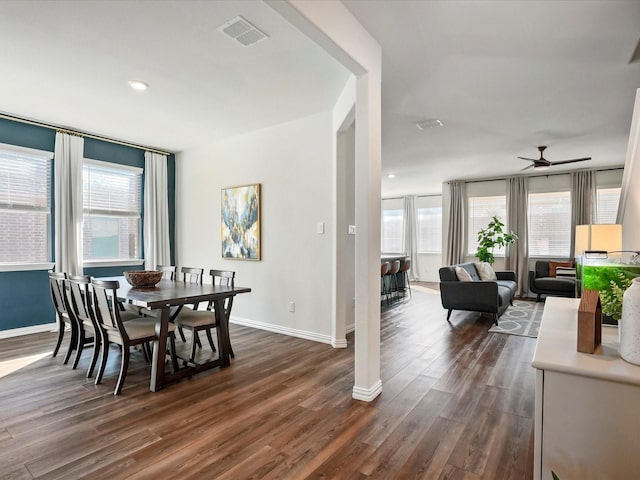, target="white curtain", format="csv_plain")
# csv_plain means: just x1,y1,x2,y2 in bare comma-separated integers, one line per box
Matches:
445,181,466,265
505,176,528,296
402,195,421,281
570,170,596,257
54,132,84,275
144,151,171,270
